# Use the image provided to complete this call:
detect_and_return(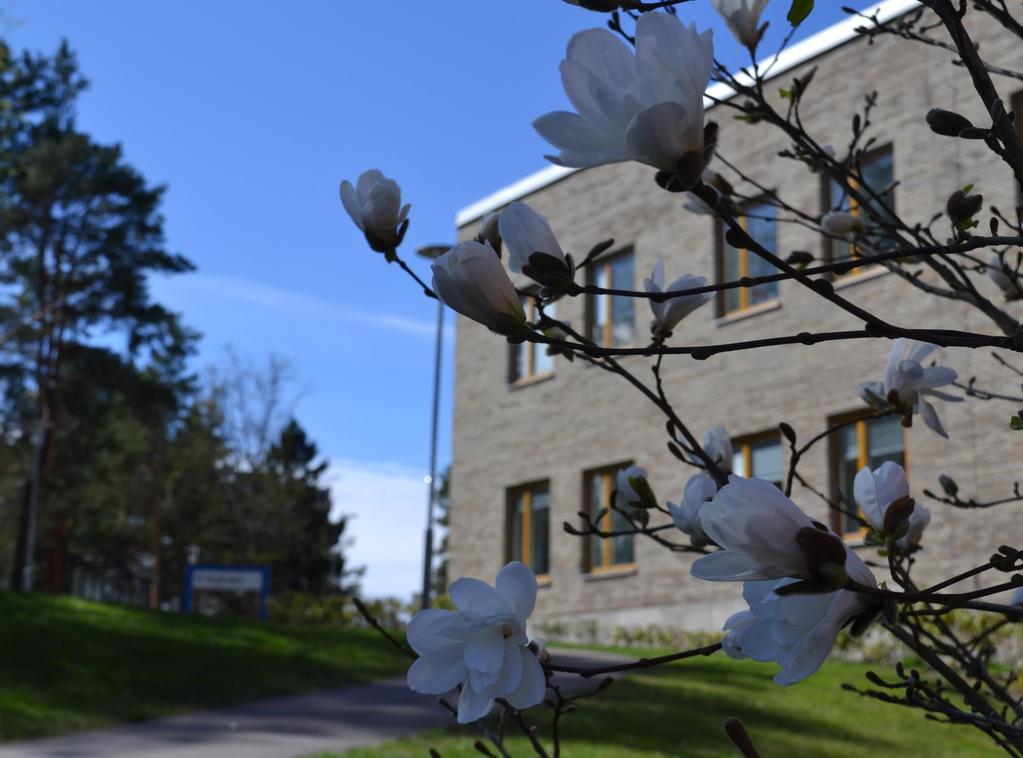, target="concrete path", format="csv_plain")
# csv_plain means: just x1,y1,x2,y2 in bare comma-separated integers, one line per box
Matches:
0,649,630,758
